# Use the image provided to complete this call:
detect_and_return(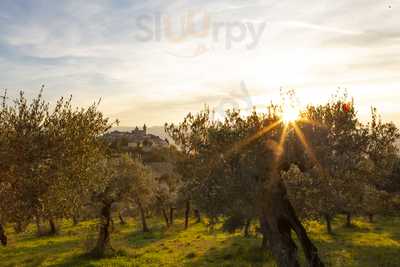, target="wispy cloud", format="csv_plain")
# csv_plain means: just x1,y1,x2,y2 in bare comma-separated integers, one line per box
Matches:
280,21,361,35
0,0,399,126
